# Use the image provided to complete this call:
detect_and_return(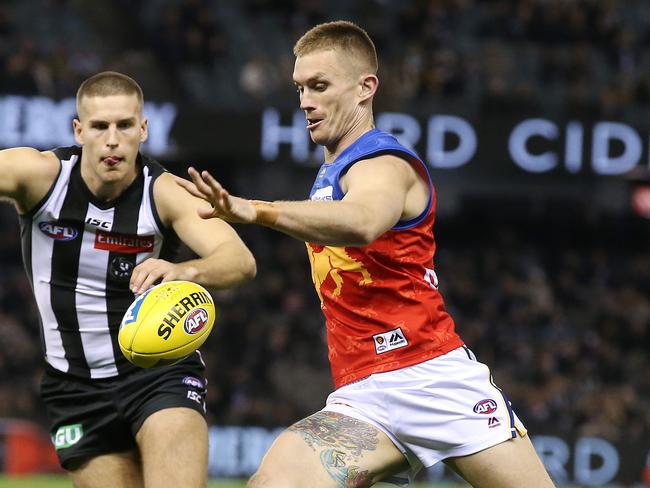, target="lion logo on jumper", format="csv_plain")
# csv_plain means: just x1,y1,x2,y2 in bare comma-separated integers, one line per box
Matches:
307,244,372,304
